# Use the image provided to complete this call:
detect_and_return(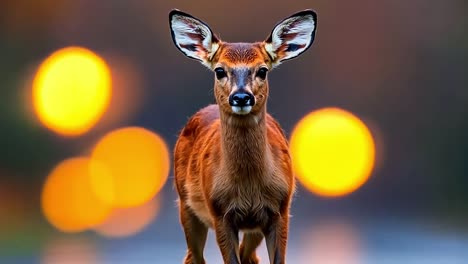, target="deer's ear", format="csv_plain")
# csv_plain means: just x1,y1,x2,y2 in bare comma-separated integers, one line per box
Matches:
169,10,220,67
264,10,317,68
